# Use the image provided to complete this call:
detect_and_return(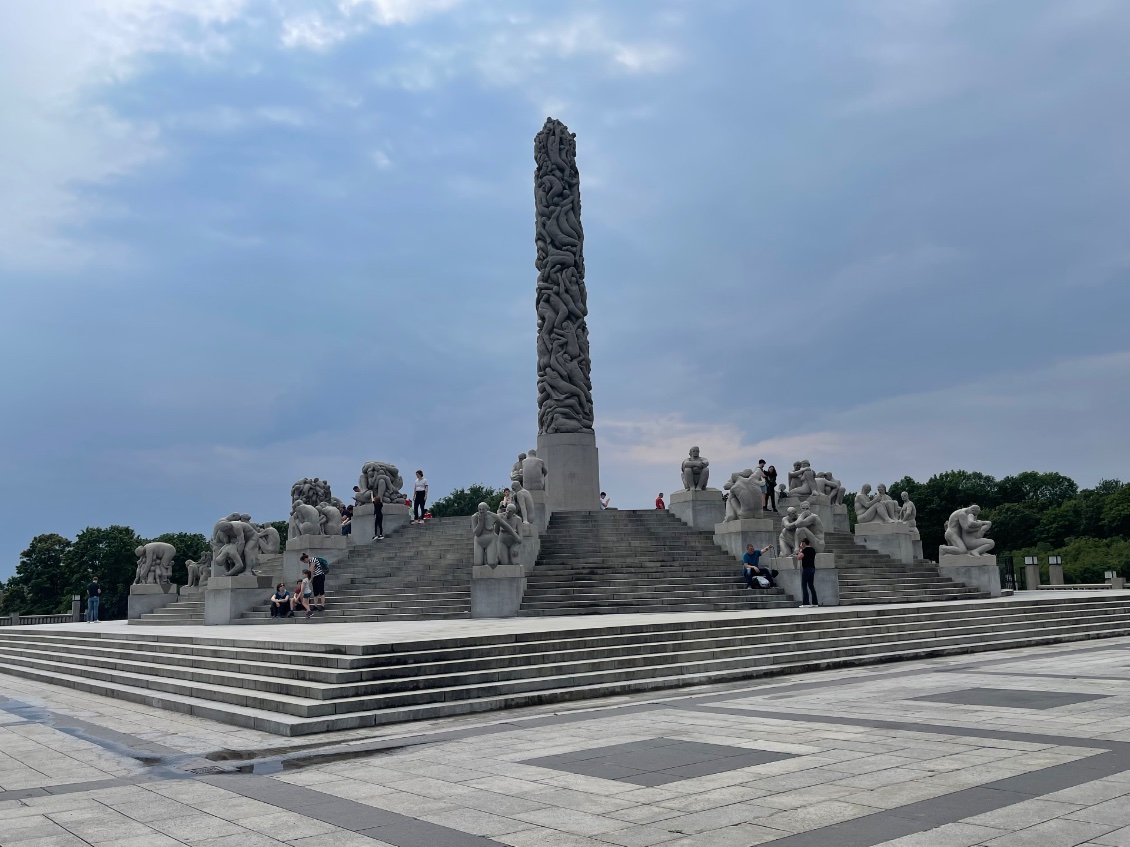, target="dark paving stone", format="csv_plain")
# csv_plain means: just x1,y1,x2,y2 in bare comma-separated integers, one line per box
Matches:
523,736,795,786
359,820,502,846
909,687,1109,710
